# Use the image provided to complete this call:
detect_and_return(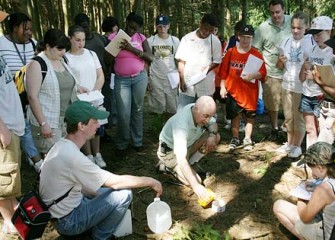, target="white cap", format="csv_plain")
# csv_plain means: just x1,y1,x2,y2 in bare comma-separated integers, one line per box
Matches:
306,16,333,35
